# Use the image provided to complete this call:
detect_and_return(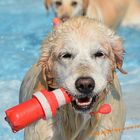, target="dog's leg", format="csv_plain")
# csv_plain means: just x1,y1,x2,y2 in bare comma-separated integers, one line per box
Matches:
24,119,58,140
24,118,64,140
